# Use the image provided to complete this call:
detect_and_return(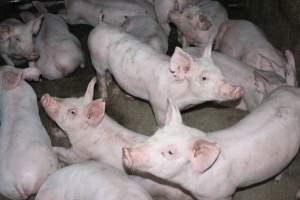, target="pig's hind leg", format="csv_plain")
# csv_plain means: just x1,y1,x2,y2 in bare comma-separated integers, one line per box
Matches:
96,70,108,100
